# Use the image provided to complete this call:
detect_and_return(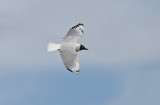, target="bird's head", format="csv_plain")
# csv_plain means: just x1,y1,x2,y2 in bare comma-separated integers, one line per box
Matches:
80,45,88,51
